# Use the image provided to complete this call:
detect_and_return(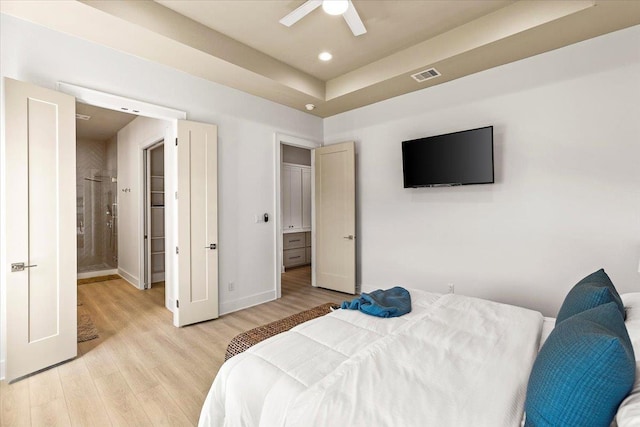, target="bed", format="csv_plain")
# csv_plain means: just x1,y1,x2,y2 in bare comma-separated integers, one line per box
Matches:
200,285,640,427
